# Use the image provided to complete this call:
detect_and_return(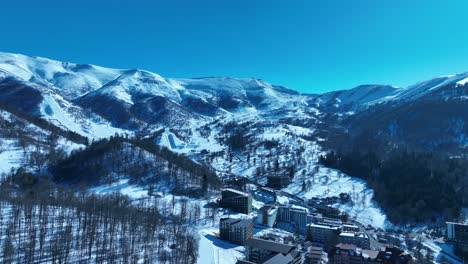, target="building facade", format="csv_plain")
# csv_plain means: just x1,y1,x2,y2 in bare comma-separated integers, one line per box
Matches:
447,222,468,243
257,205,278,228
339,232,370,249
219,217,253,245
245,238,301,264
308,223,341,244
329,244,414,264
220,188,252,214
